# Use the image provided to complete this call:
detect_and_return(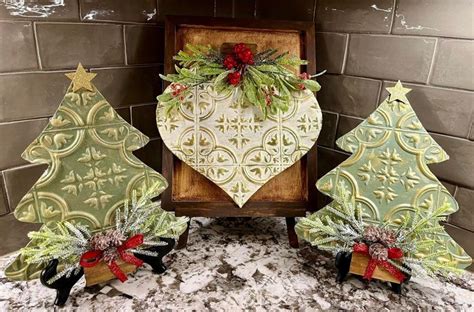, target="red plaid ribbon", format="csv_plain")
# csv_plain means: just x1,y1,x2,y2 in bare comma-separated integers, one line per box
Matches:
80,234,144,282
353,243,405,282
